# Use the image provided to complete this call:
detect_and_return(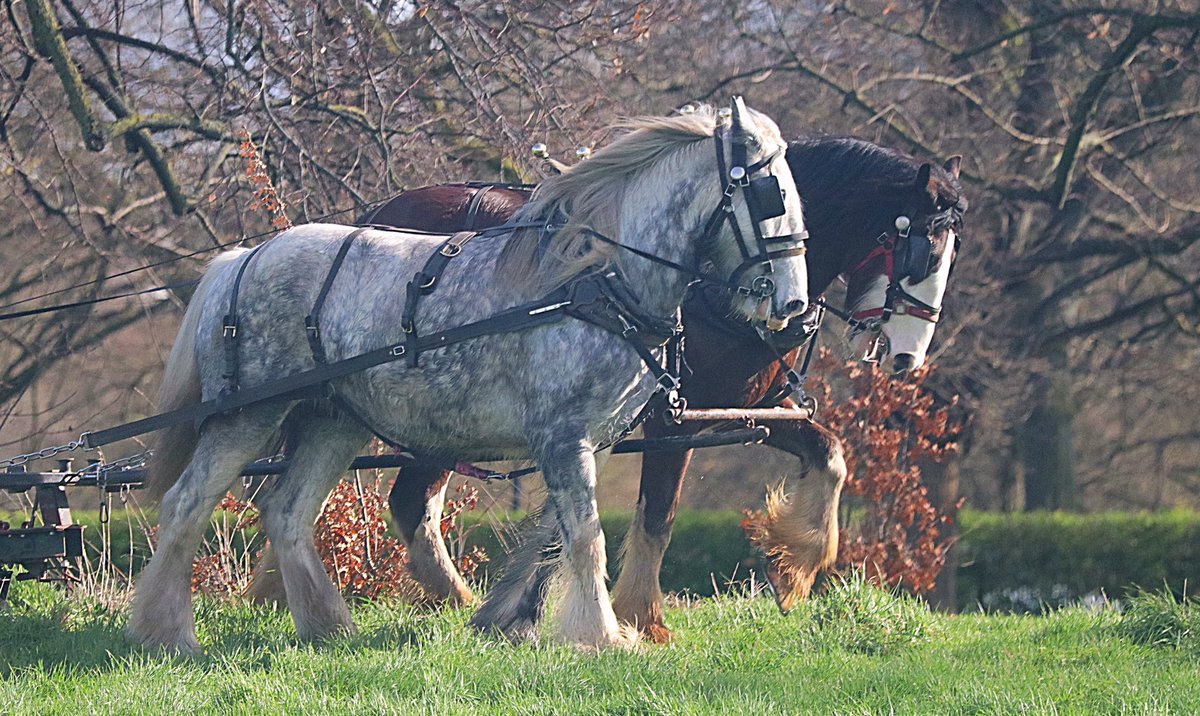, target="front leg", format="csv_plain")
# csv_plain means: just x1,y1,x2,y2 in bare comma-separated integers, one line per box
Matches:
535,430,636,649
748,416,847,609
610,419,700,643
